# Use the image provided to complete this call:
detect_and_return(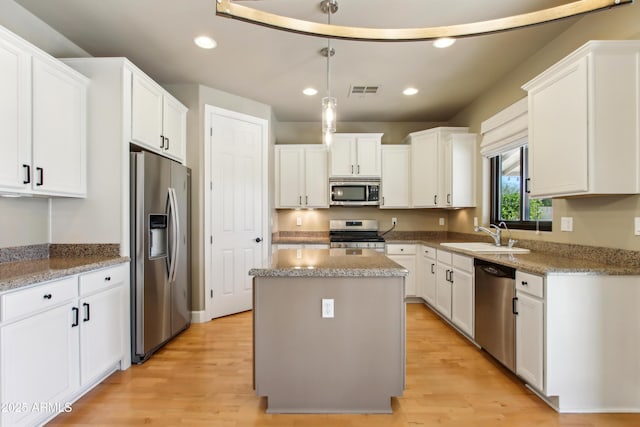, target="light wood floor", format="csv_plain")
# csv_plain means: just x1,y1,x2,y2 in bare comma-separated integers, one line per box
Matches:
49,303,639,426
